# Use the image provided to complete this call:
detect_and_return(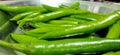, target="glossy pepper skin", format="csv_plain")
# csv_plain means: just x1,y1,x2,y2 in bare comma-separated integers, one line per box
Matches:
21,9,89,22
0,5,47,13
10,11,35,21
30,22,77,28
30,38,120,55
1,38,120,55
40,10,120,39
61,17,90,24
106,20,120,38
49,20,79,25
